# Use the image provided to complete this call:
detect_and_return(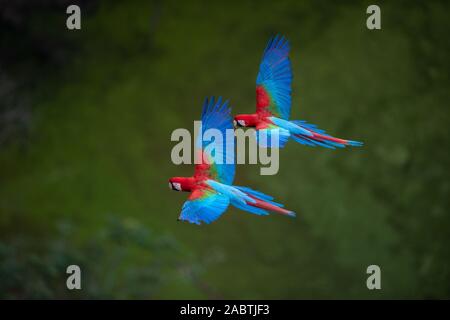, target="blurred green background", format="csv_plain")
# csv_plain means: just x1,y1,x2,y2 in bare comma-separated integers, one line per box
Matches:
0,0,449,299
